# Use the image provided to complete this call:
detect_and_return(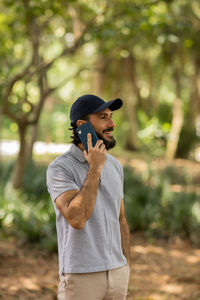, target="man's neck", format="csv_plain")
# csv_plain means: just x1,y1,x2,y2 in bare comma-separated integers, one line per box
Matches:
77,143,84,151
